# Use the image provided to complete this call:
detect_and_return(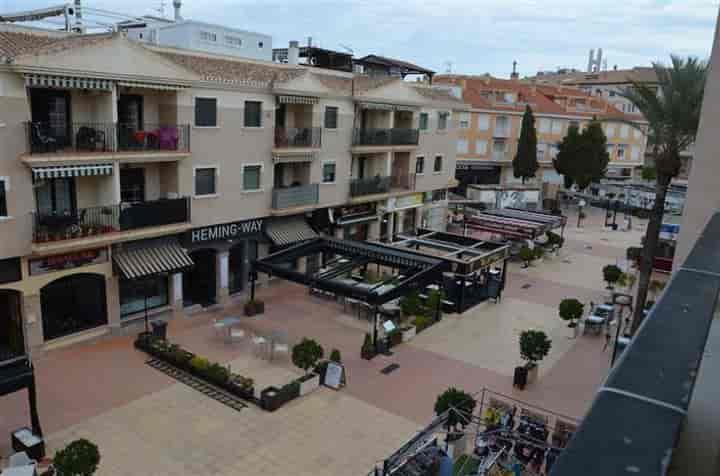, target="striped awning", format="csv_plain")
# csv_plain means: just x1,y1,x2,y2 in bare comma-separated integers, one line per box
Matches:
32,164,114,179
272,153,317,164
265,217,318,246
278,95,318,105
117,81,190,91
359,102,419,112
24,74,113,91
113,241,194,280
